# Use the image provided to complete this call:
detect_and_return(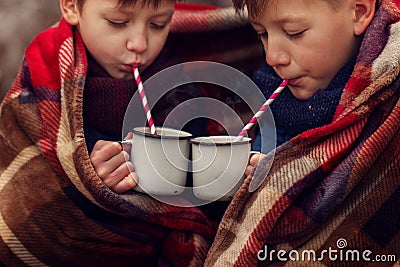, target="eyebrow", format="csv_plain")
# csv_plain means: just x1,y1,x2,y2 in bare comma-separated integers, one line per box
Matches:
105,6,174,18
250,15,307,26
151,10,174,19
277,16,307,24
